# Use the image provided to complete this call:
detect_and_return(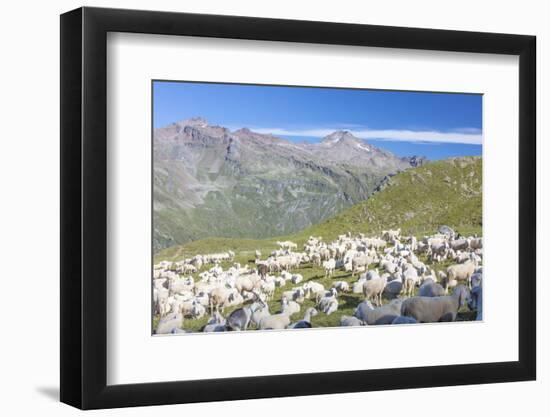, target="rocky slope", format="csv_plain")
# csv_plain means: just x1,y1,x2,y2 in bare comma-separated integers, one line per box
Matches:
153,117,425,251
